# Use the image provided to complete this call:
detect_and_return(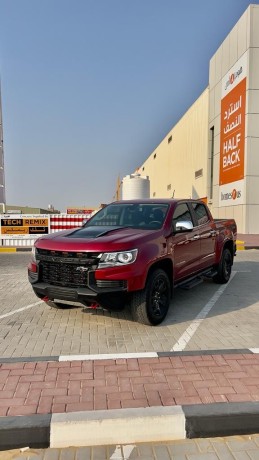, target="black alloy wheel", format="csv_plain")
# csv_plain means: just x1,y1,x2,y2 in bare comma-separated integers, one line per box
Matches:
131,269,171,325
214,248,232,284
